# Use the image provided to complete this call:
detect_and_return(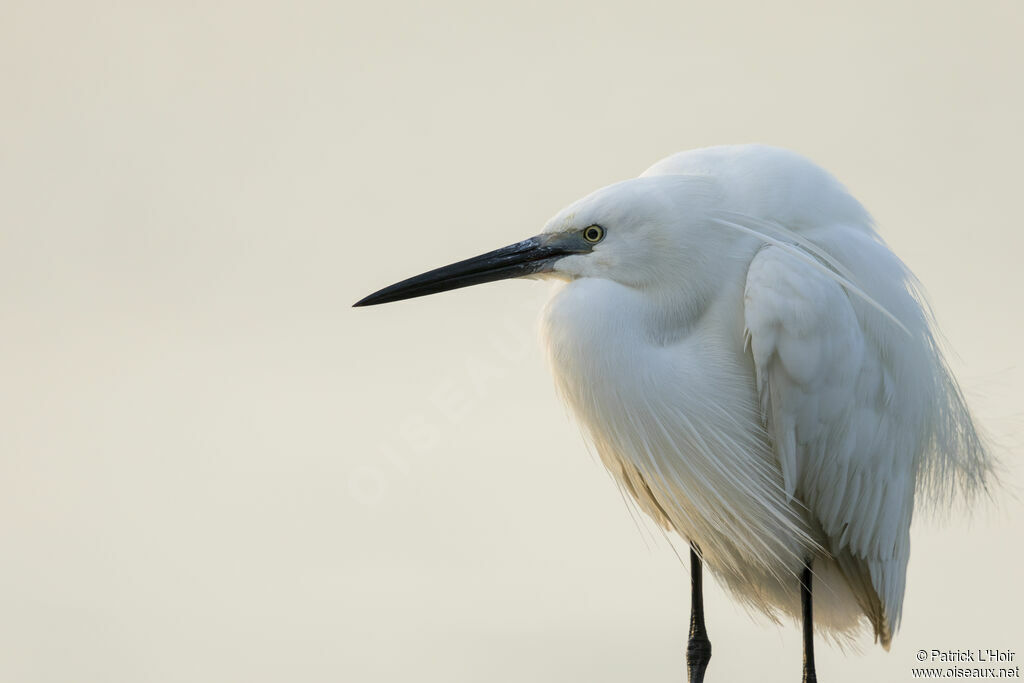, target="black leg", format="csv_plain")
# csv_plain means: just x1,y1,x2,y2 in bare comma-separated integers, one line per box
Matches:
801,561,817,683
687,543,712,683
